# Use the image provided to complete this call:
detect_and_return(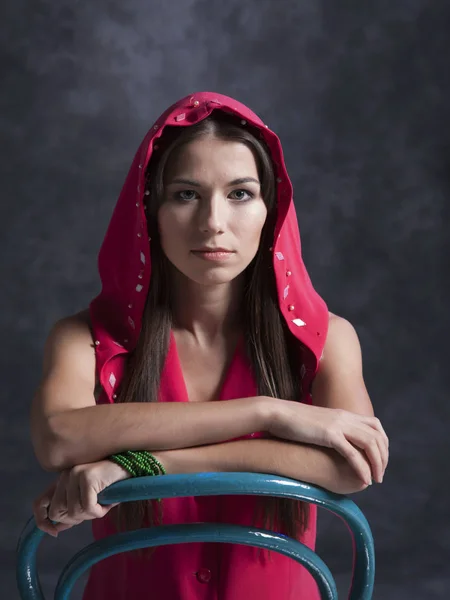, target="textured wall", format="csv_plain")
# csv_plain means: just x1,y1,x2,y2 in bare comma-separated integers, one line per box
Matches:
2,1,449,598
